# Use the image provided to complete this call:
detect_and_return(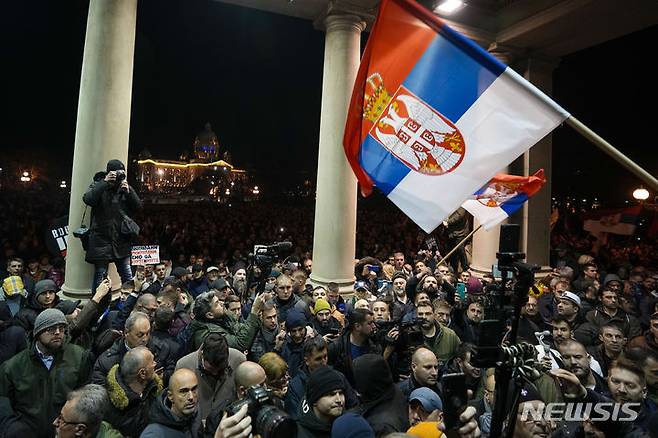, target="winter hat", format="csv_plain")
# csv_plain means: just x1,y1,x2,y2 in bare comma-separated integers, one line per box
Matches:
106,159,125,172
33,308,67,336
285,310,307,330
331,412,375,438
314,298,331,314
391,271,407,282
466,277,484,294
604,274,622,286
353,354,393,402
209,278,230,291
2,276,24,297
35,279,58,297
206,266,220,273
306,366,345,405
